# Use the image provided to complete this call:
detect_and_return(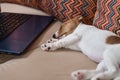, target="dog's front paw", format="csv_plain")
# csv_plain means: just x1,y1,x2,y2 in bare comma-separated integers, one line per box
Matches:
46,38,58,43
71,70,97,80
71,70,84,80
41,43,57,51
